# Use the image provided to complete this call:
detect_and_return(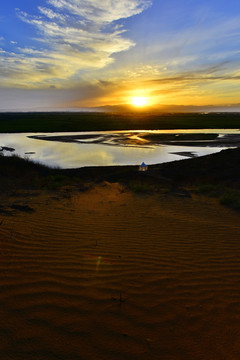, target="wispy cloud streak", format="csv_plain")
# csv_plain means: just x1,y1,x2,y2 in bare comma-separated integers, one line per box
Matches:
0,0,152,87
